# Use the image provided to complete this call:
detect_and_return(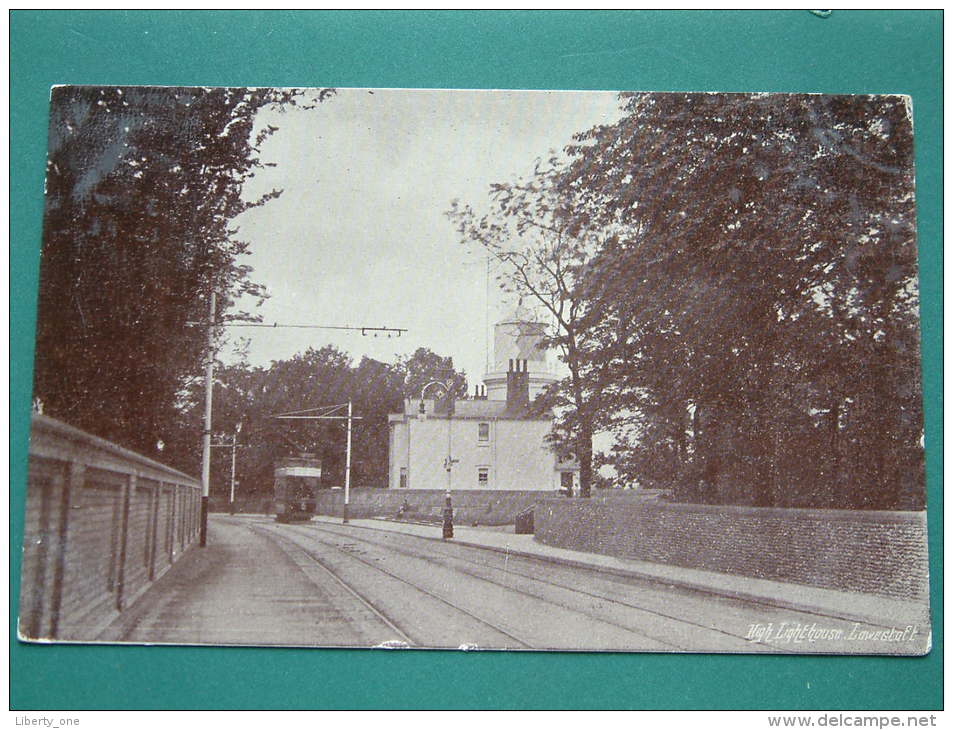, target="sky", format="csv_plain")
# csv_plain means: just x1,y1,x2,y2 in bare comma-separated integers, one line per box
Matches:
229,88,626,387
